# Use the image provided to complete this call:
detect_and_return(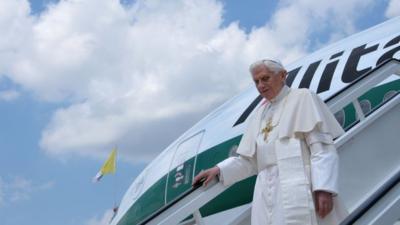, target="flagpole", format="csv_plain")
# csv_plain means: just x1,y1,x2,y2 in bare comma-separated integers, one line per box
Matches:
113,146,118,209
112,150,119,223
92,147,119,213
